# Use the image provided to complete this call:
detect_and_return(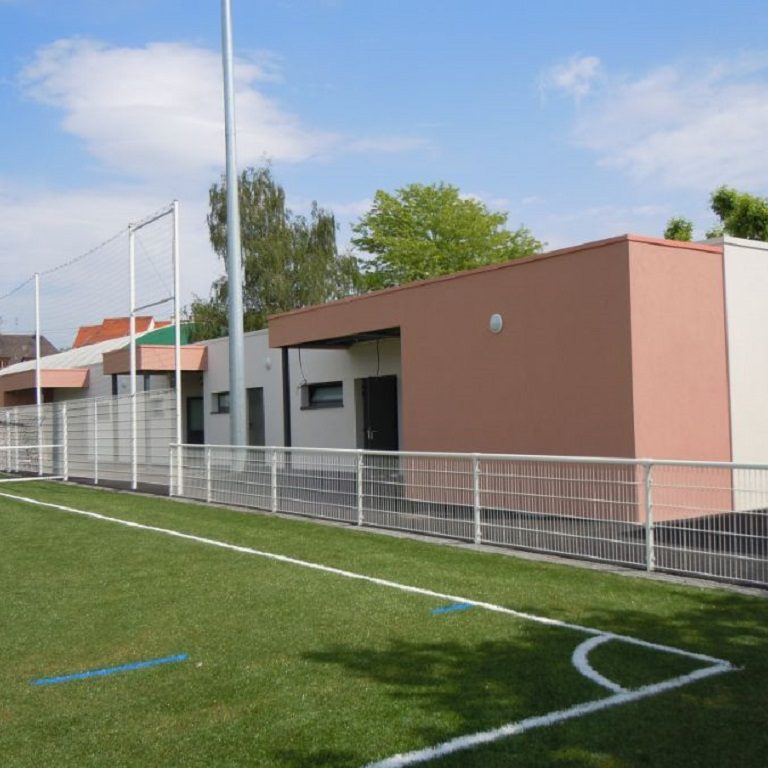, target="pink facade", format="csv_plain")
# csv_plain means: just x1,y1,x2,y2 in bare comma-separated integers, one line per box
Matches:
269,235,731,464
0,368,89,406
102,344,208,375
